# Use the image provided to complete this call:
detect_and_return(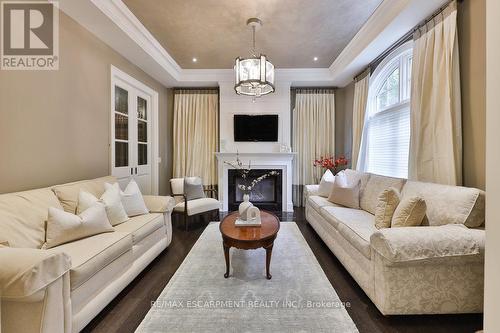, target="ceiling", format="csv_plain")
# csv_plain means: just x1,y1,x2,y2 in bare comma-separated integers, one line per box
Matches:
122,0,383,69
